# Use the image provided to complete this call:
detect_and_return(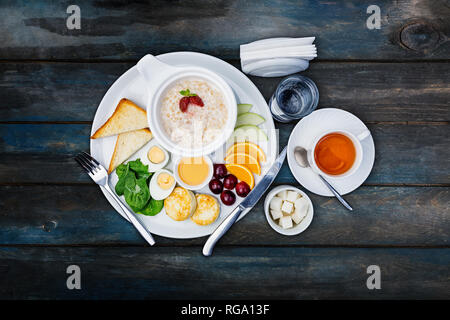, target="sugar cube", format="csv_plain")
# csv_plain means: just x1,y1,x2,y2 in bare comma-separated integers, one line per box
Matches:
270,209,283,220
286,190,299,202
279,216,293,229
281,200,294,214
294,197,309,212
277,190,288,200
292,205,308,224
269,196,283,211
